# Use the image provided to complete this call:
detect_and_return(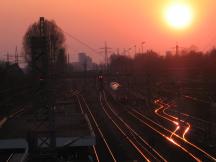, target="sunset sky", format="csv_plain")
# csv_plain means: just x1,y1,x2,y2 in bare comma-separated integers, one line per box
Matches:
0,0,216,63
